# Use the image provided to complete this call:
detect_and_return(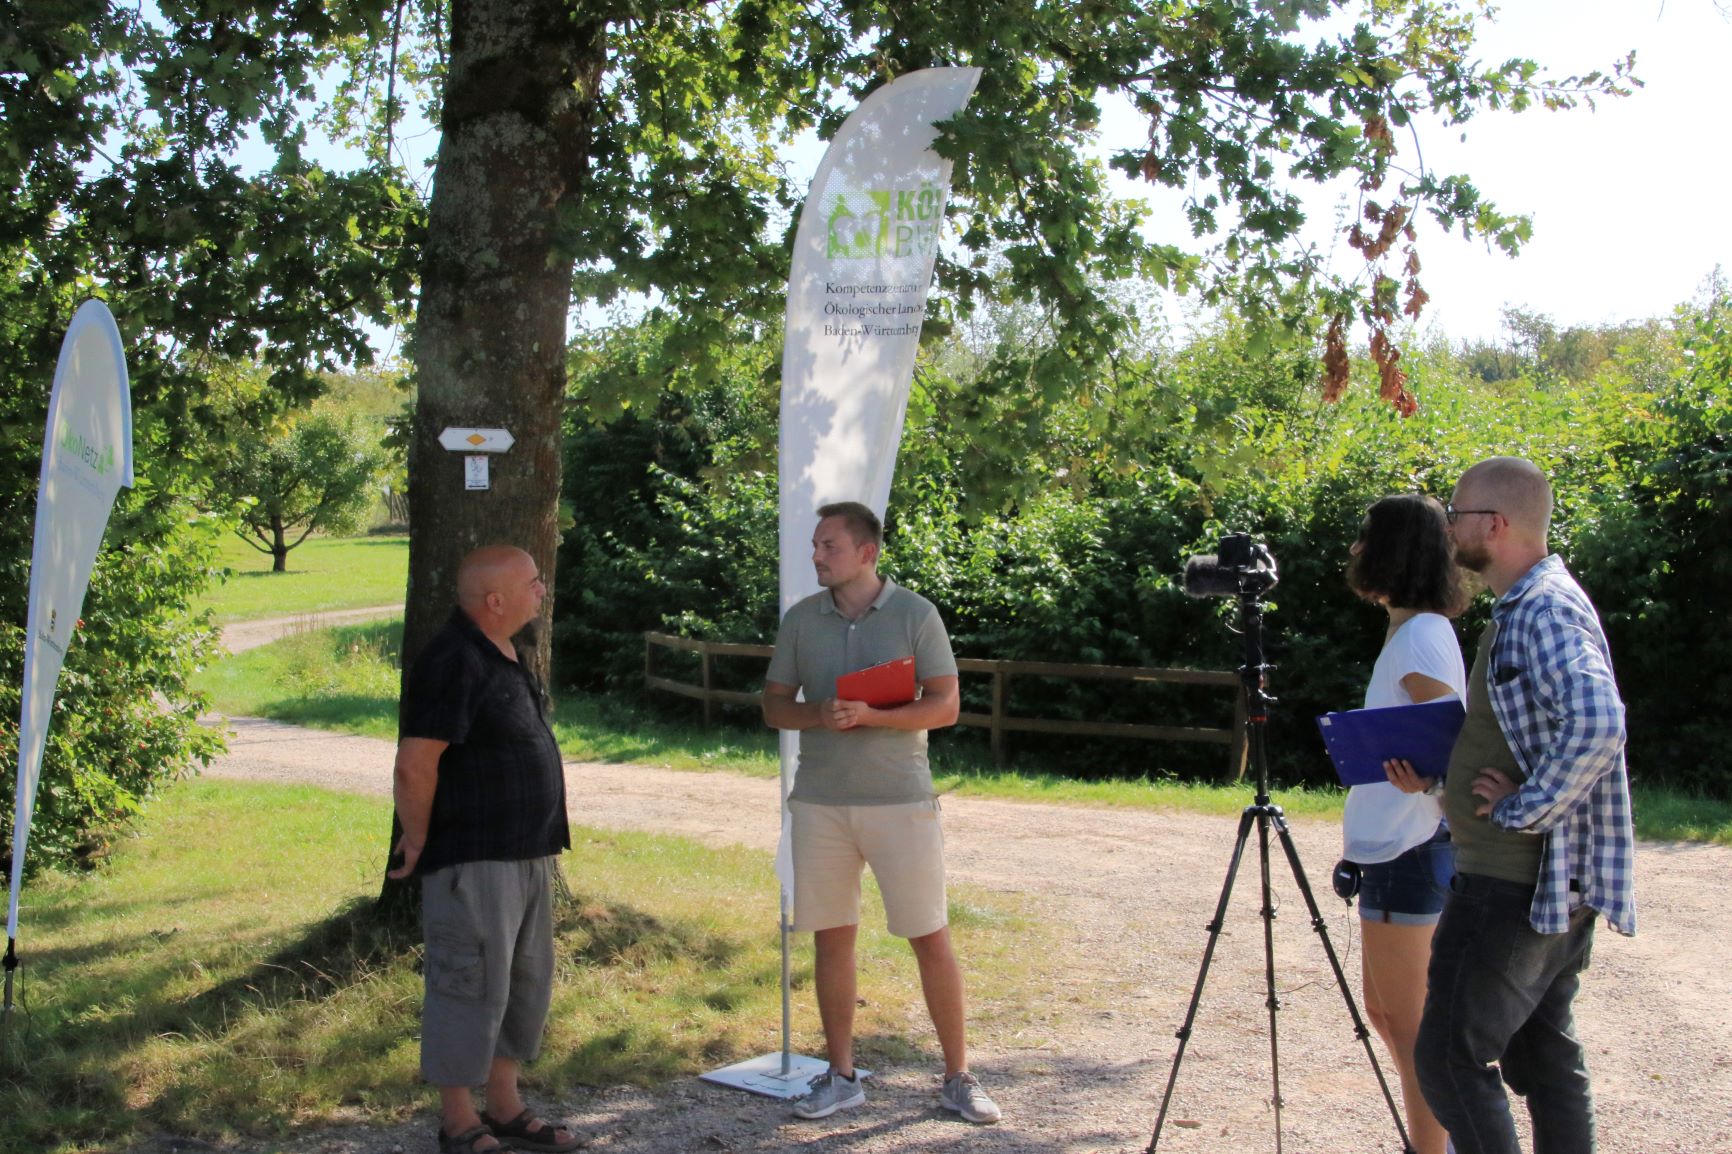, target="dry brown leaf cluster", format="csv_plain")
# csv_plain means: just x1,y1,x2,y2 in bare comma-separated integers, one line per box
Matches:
1322,313,1350,403
1320,114,1427,416
1363,112,1395,152
1402,247,1429,319
1347,201,1410,261
1369,327,1417,417
1140,149,1163,183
